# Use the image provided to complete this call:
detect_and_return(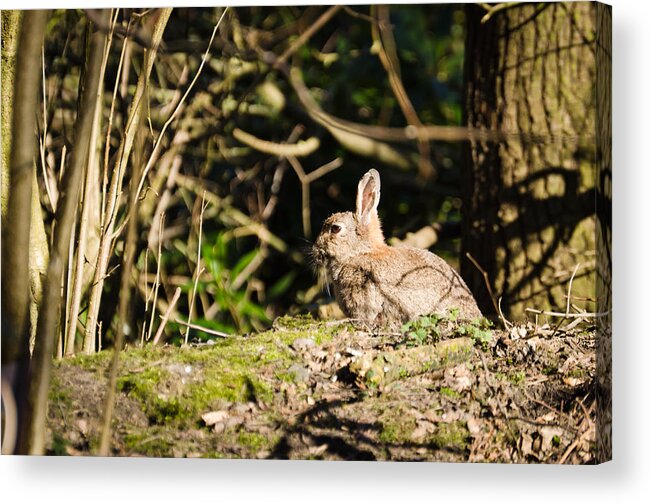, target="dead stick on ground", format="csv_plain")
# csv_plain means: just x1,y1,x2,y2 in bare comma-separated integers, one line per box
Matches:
173,318,230,339
524,308,608,318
